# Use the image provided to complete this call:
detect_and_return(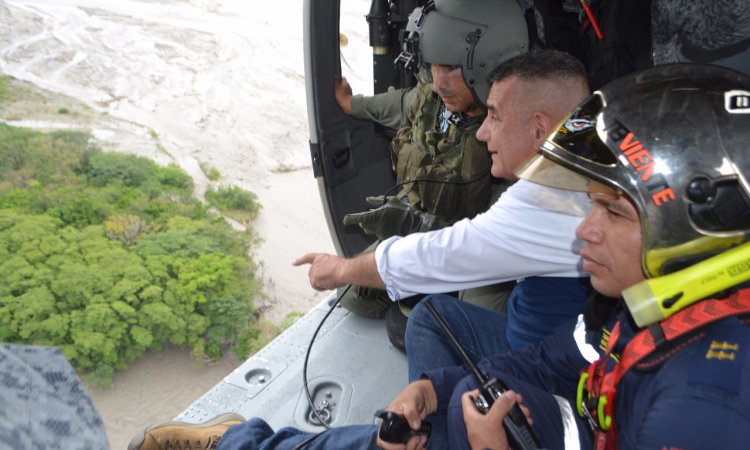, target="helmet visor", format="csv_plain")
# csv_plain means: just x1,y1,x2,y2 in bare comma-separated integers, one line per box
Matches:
516,151,620,195
516,93,623,193
416,63,470,98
